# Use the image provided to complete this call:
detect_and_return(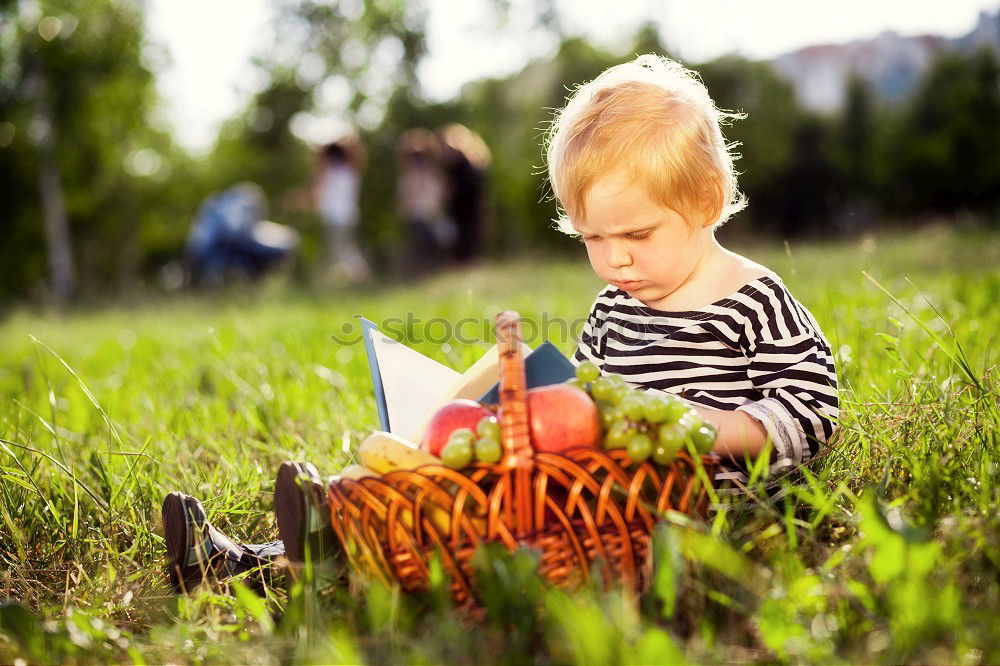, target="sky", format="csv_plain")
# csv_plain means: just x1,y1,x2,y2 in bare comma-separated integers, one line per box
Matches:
146,0,1000,153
